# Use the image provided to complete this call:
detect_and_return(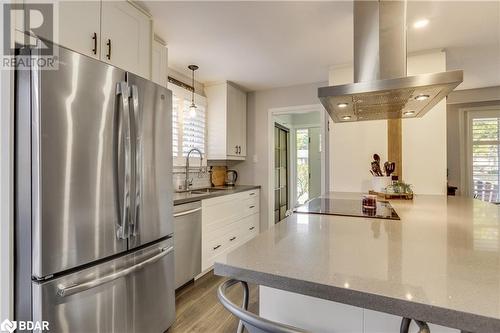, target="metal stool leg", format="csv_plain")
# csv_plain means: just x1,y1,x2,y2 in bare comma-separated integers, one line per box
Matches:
400,317,432,333
237,281,250,333
400,317,411,333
